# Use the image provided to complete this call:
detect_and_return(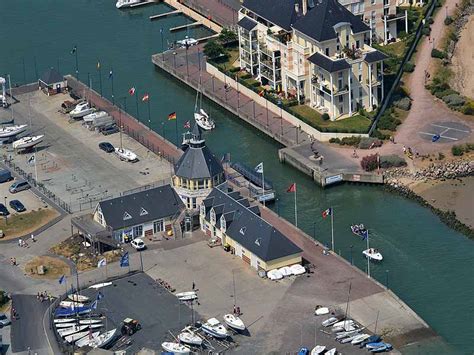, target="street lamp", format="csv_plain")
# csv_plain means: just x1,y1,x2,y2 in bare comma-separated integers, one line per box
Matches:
386,269,389,289
313,222,316,239
350,245,354,265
